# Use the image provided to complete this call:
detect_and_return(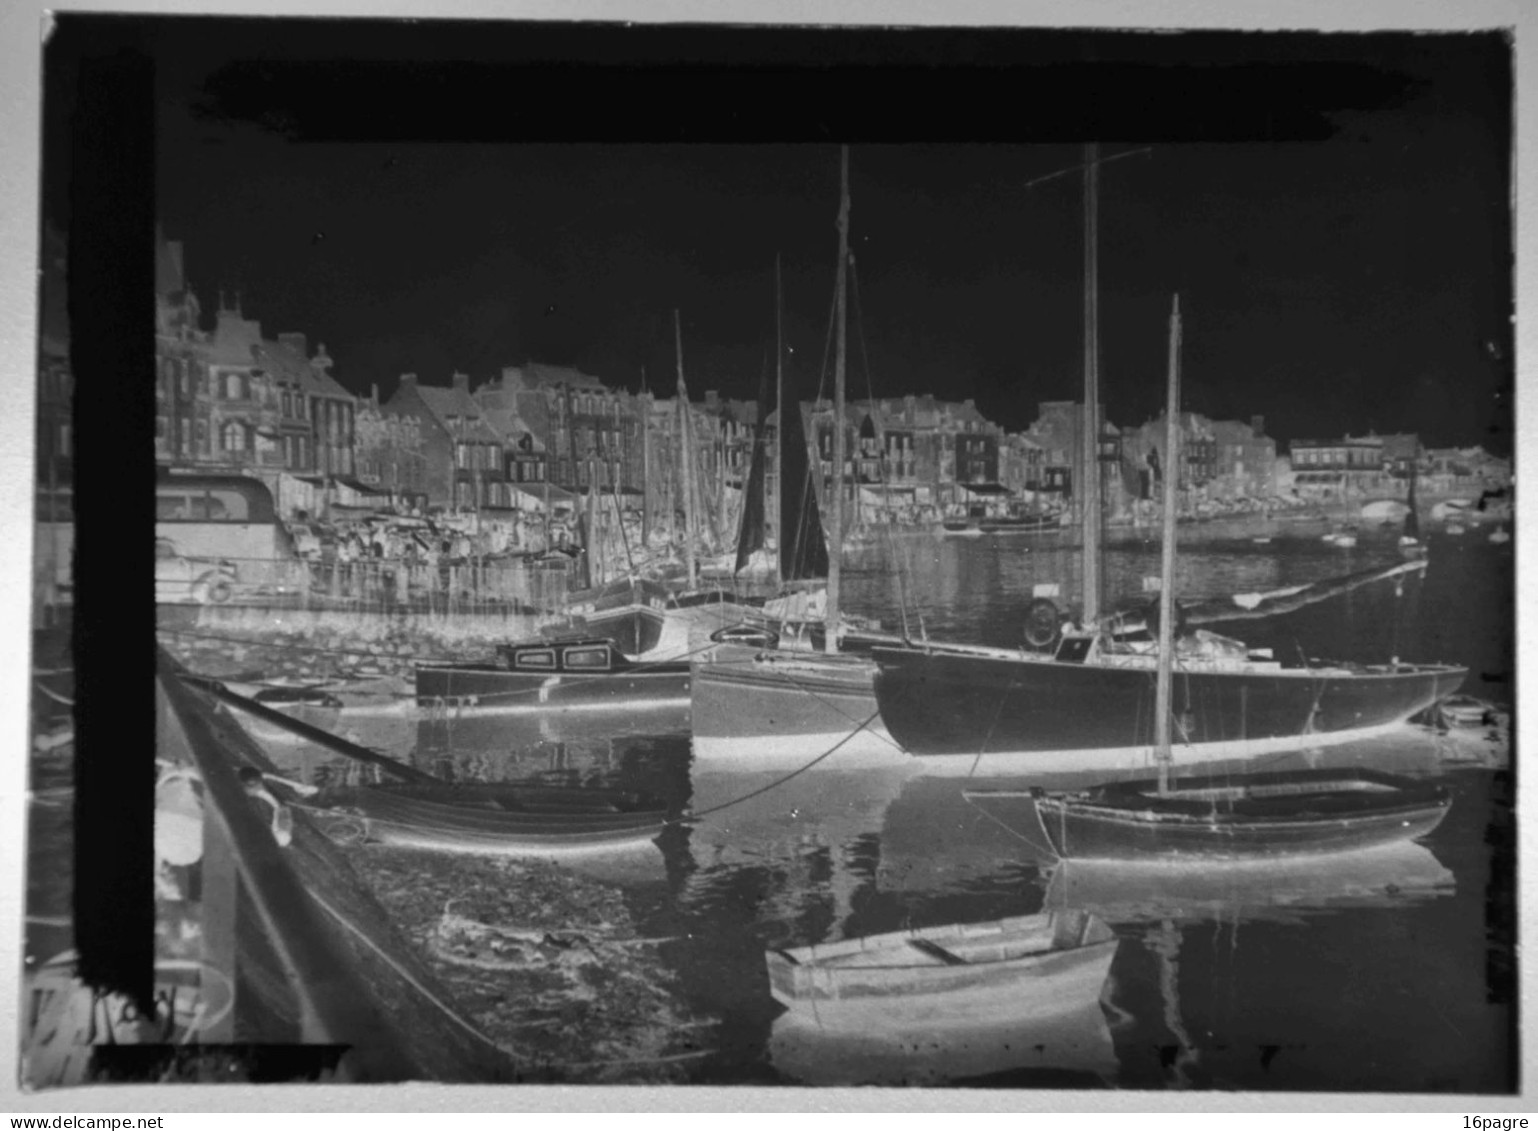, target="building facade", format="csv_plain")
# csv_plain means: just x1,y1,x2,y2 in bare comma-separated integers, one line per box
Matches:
383,373,509,510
